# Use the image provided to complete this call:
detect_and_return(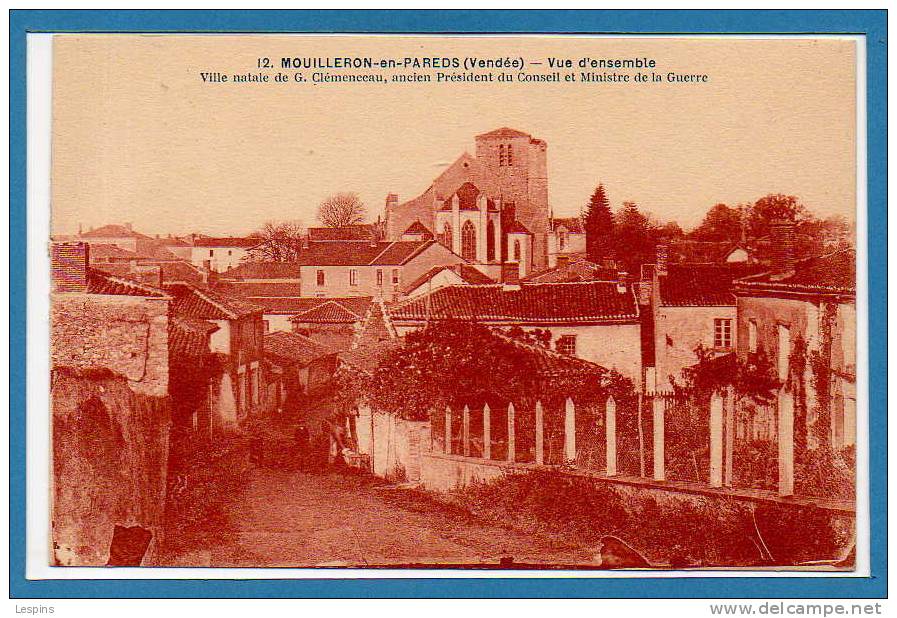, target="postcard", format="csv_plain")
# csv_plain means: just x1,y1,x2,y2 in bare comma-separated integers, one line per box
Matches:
16,15,883,600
